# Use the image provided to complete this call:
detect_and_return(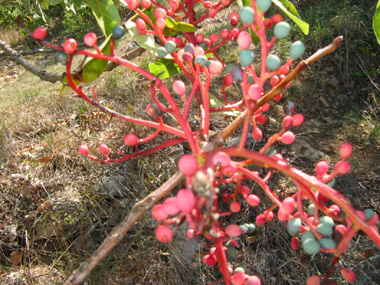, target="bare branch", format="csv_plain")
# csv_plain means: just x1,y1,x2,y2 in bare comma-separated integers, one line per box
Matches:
64,171,184,285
